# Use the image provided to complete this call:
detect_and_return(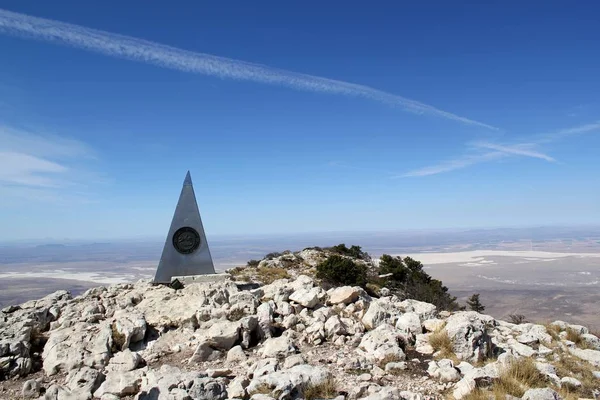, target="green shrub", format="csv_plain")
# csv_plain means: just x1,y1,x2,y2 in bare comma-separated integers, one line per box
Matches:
327,243,368,259
247,259,260,267
316,255,367,286
378,254,460,311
